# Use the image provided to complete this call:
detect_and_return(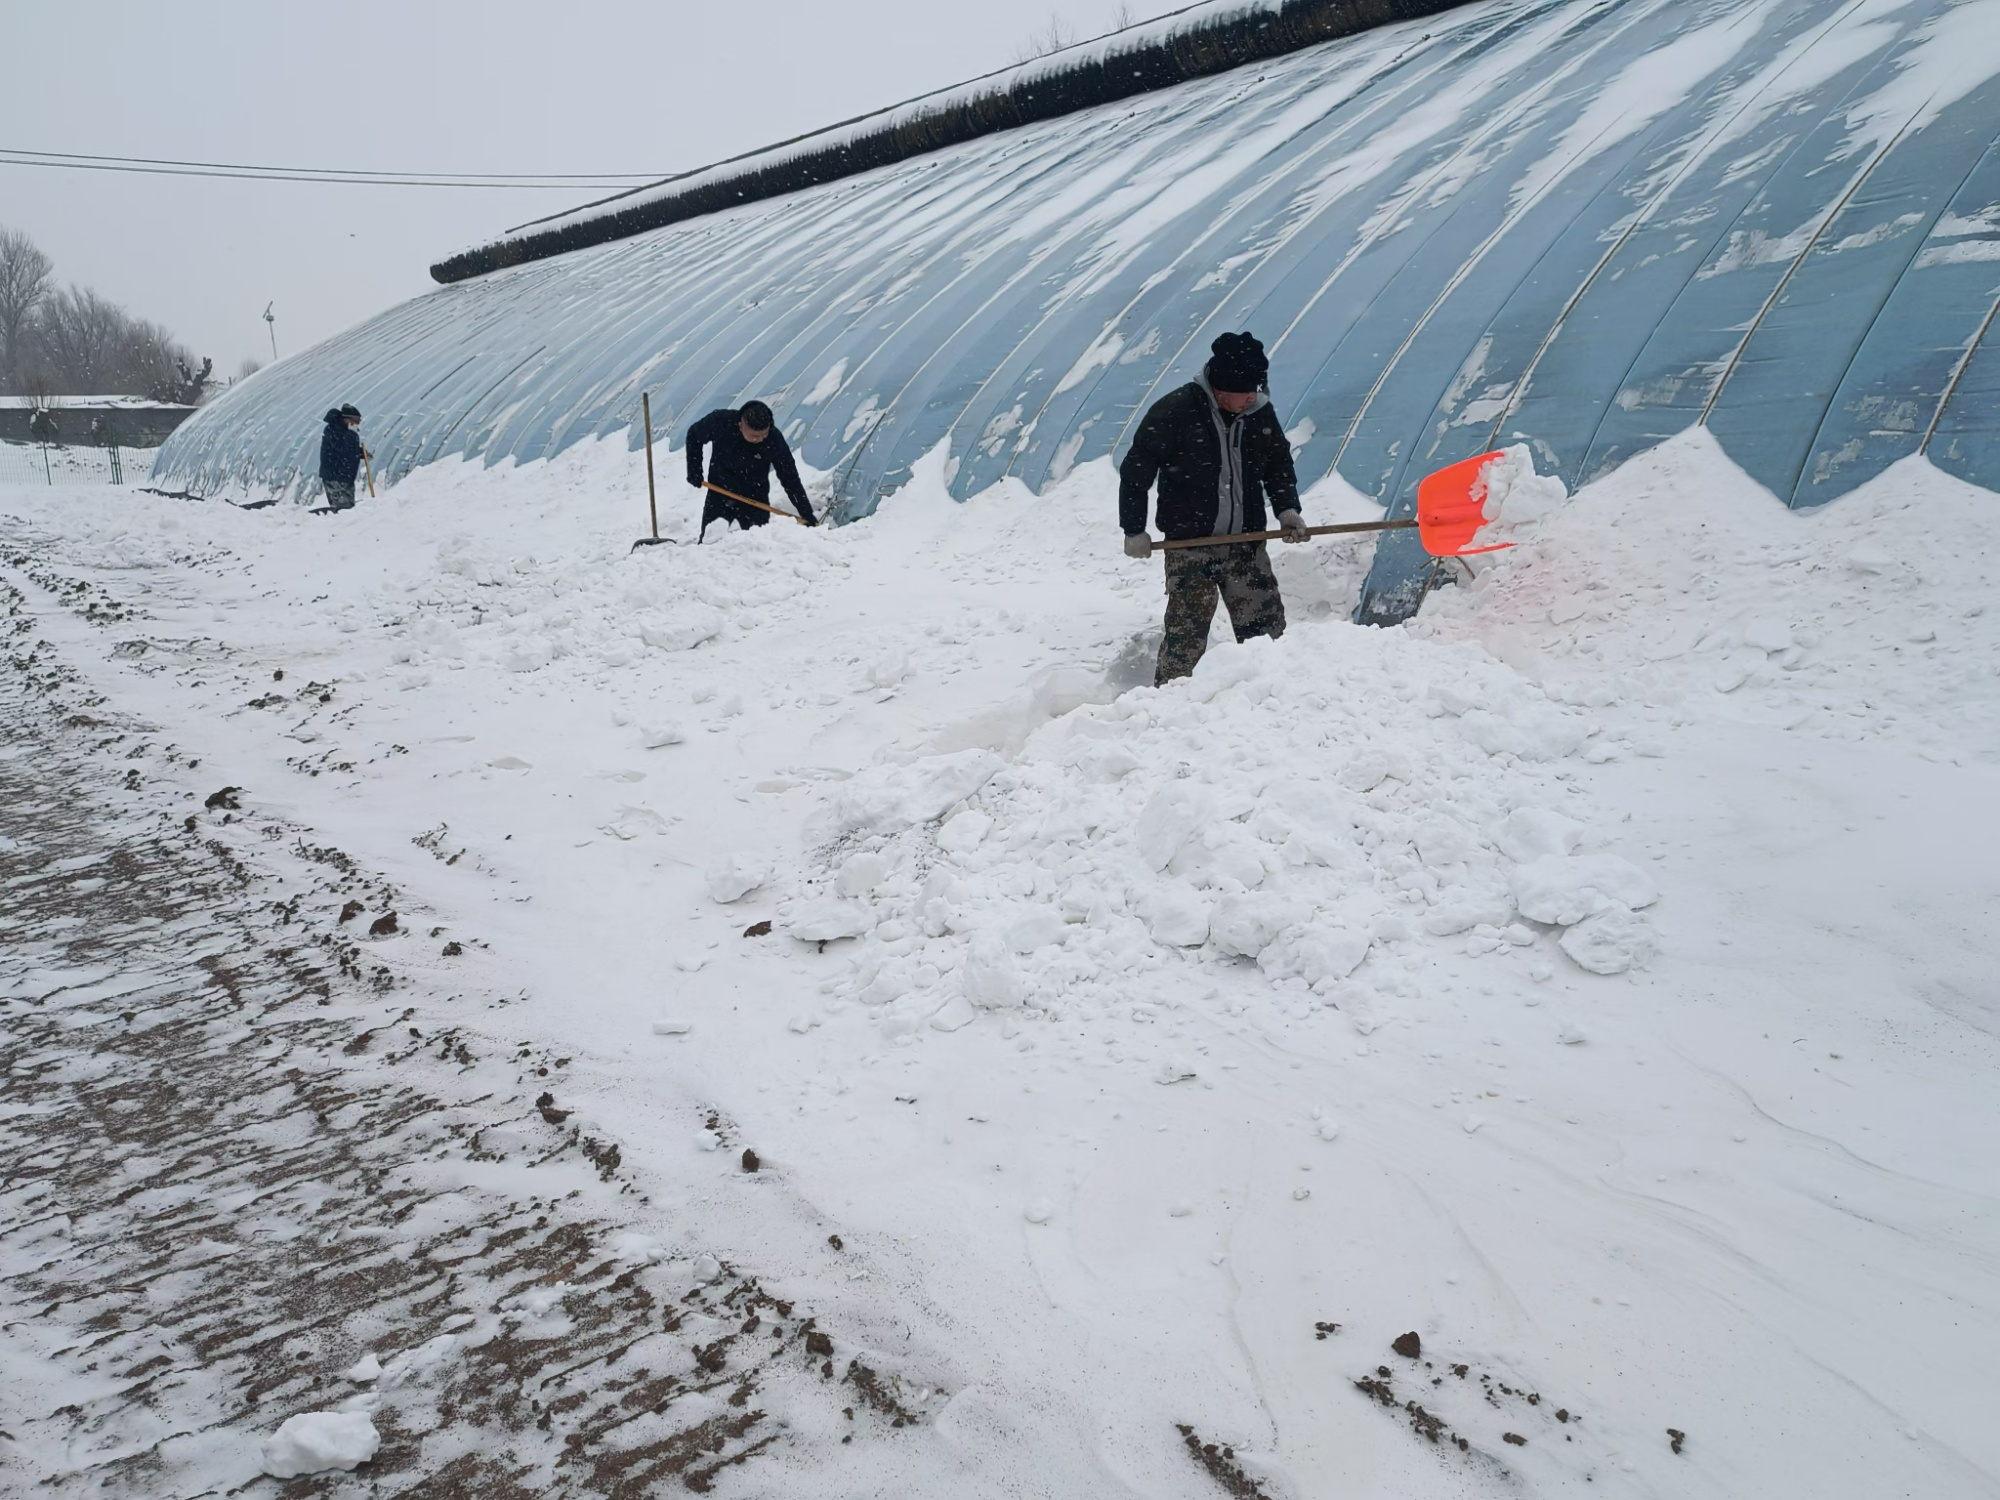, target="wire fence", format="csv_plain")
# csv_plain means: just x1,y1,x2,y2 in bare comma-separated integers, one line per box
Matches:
0,442,159,488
